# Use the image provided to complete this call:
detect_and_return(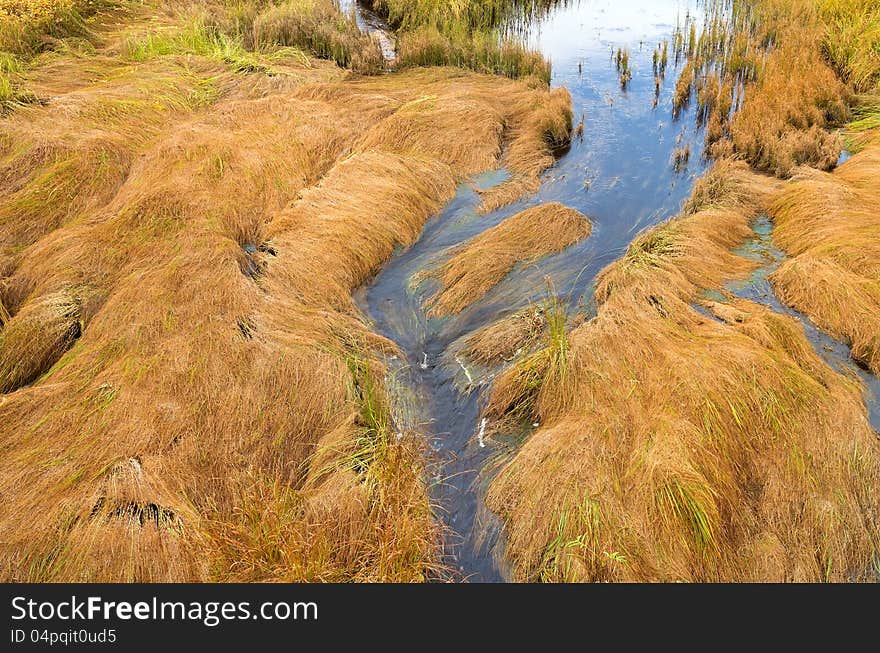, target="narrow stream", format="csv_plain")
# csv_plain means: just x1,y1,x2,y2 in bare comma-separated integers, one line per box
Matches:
724,217,880,431
347,0,880,581
339,0,397,62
